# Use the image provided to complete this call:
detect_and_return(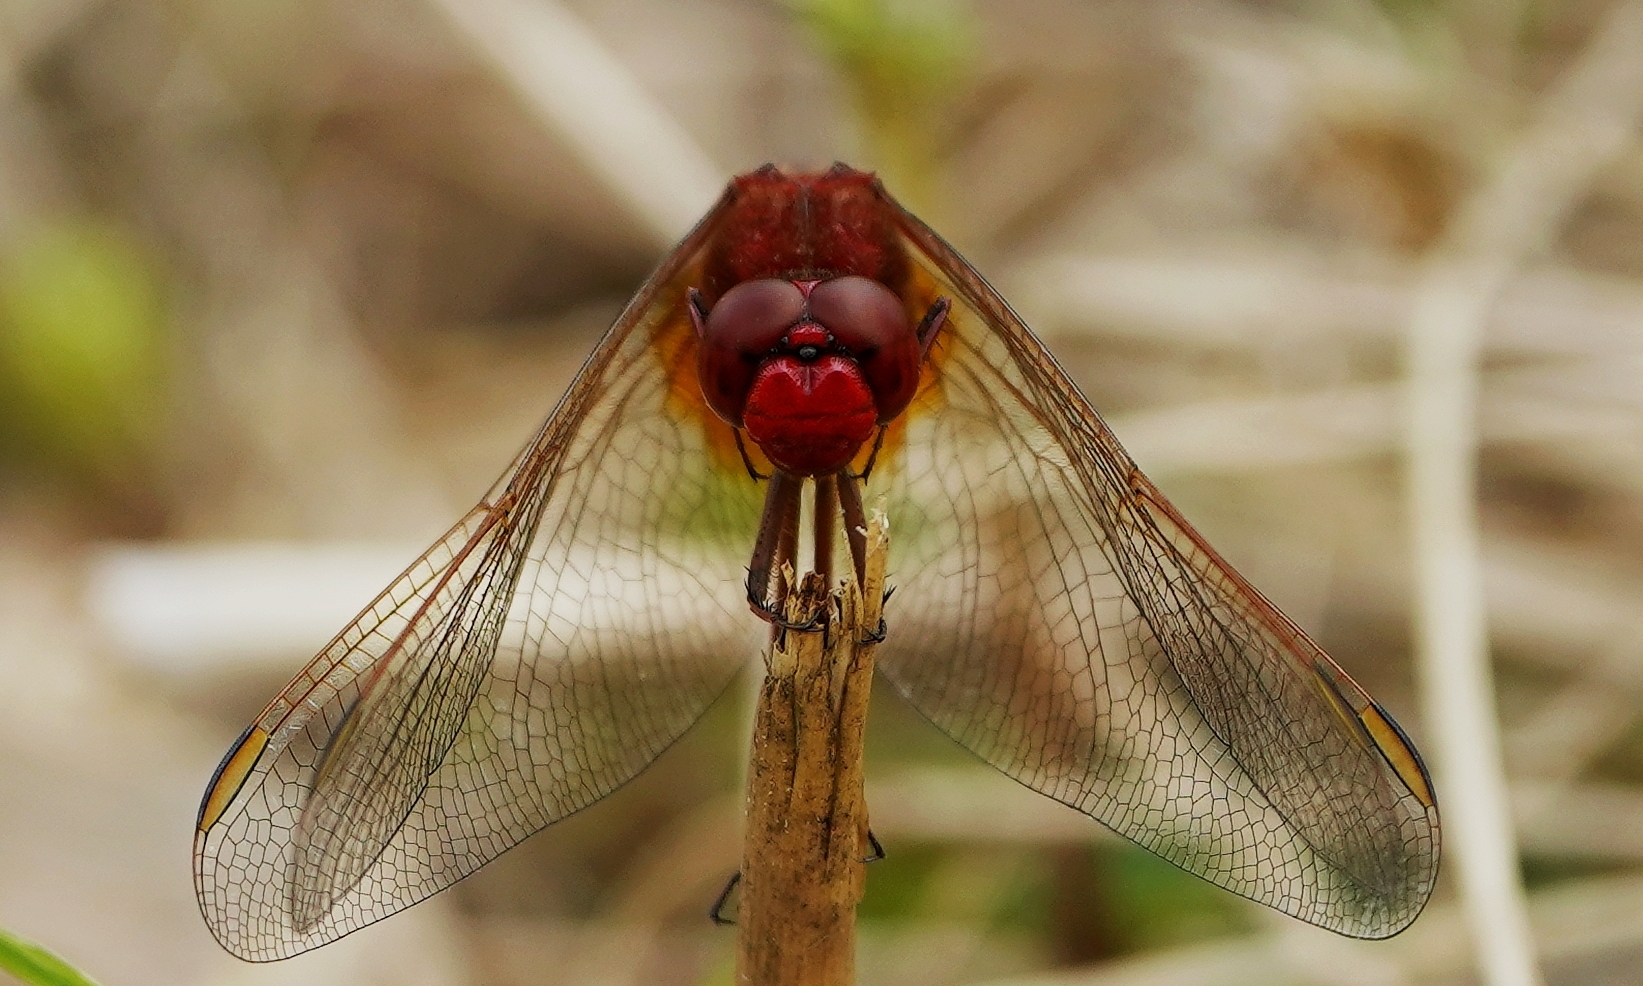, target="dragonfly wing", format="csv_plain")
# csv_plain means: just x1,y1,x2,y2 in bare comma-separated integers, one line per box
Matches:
871,204,1440,938
193,195,768,960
